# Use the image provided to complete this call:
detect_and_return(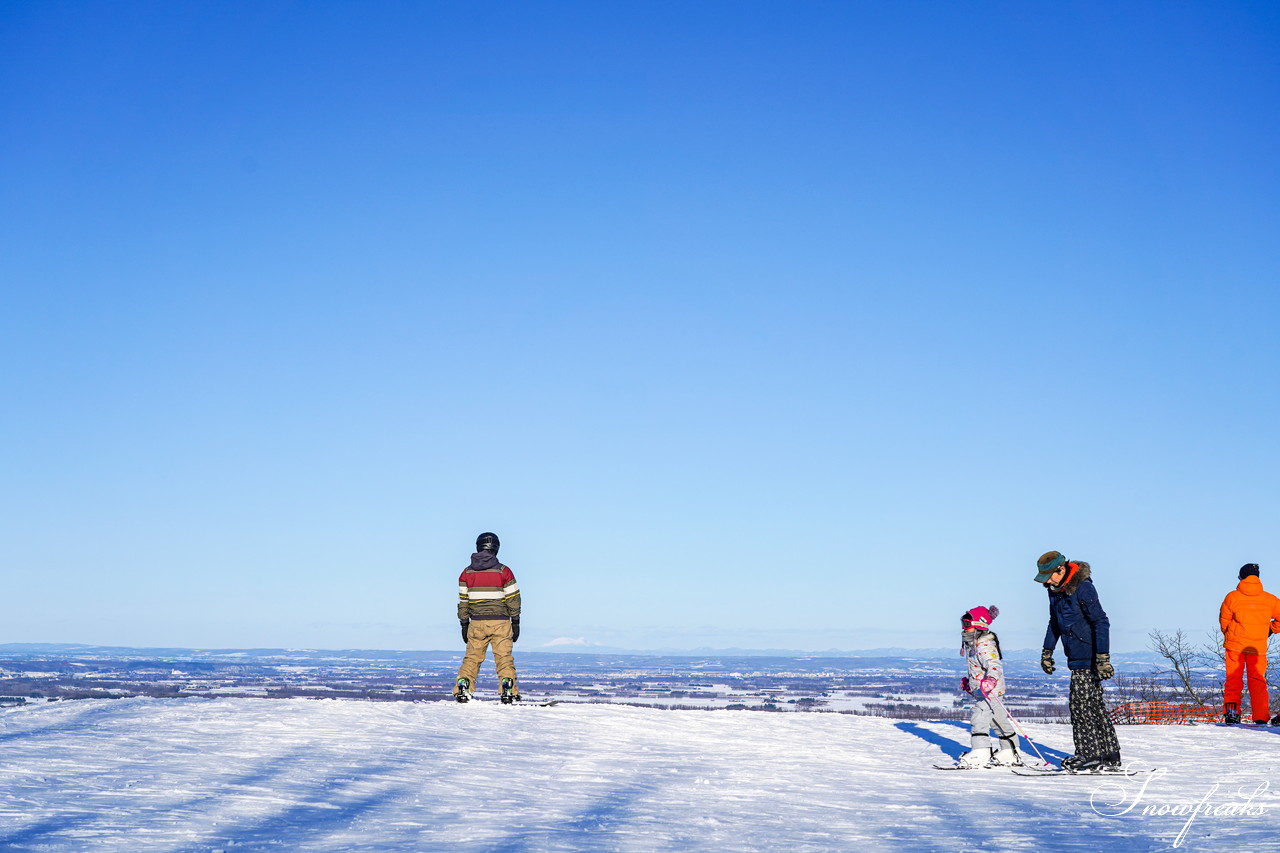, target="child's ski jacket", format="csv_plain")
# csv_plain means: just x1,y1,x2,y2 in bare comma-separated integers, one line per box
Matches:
965,631,1006,699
